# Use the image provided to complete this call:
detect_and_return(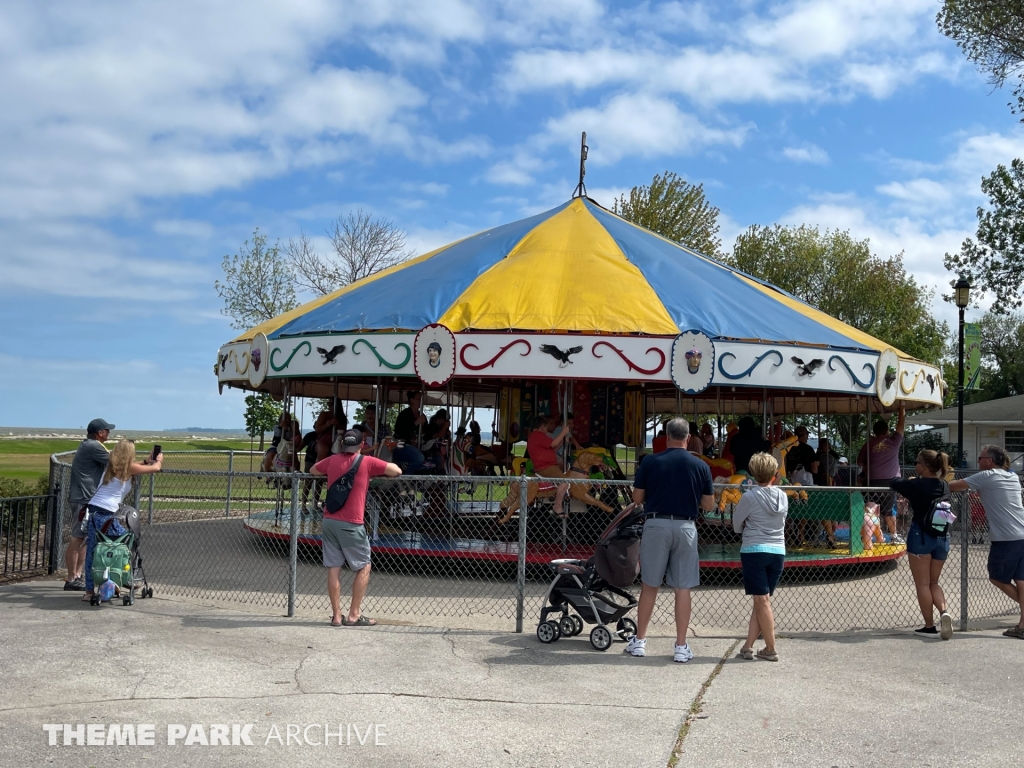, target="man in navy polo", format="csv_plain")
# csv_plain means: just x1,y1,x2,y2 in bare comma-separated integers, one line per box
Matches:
627,418,714,662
